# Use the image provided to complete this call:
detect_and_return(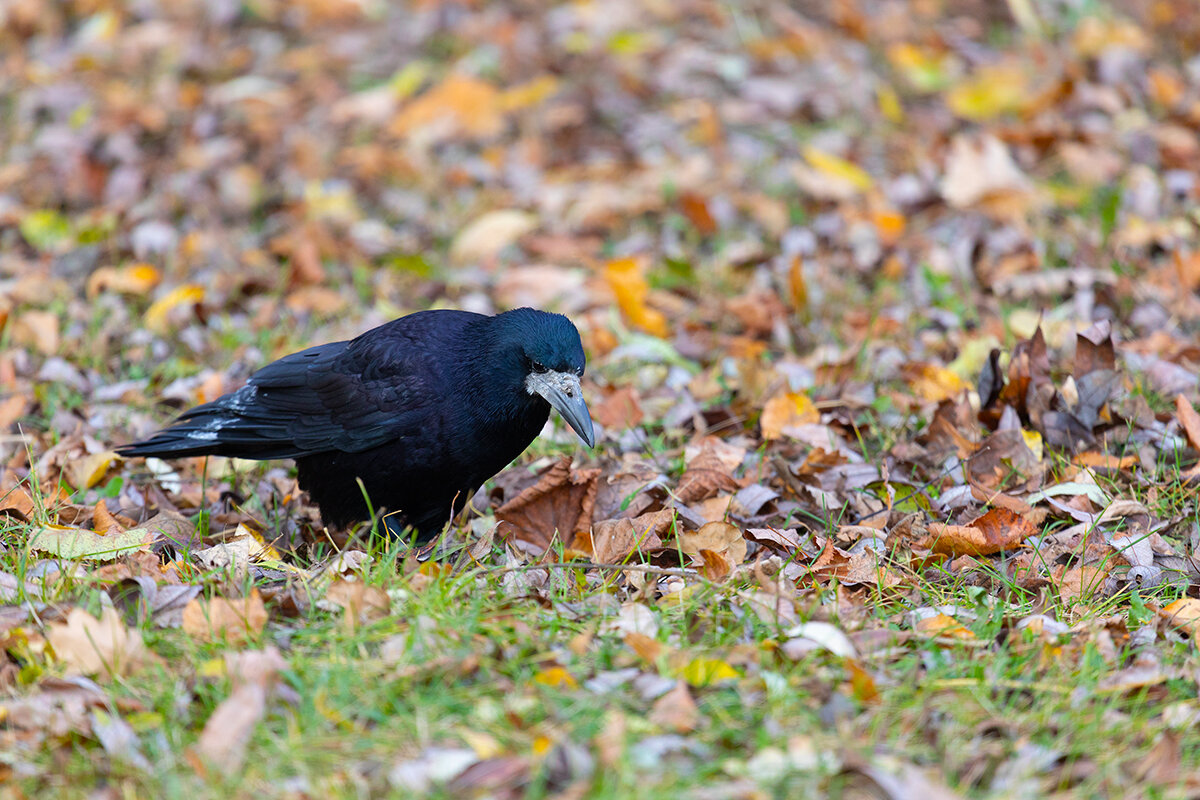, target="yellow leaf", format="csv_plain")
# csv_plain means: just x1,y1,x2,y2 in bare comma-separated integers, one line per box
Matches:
802,146,873,193
675,656,739,687
498,75,559,112
1021,429,1044,462
68,450,118,490
761,390,819,439
86,263,162,298
876,83,905,123
145,284,204,332
946,65,1028,121
886,43,959,92
905,362,967,402
388,61,431,99
604,257,669,337
460,729,504,759
913,613,977,641
532,666,578,689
